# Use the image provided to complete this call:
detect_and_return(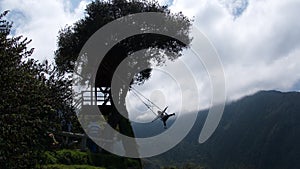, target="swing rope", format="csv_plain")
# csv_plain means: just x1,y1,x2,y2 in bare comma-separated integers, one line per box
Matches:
100,62,163,113
129,87,162,111
130,89,158,116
